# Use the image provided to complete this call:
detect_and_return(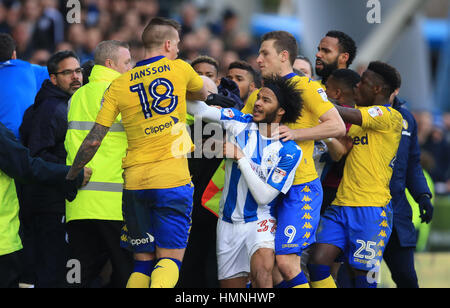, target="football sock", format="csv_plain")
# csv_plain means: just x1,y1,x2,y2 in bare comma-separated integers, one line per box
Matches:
277,271,310,288
307,264,337,288
126,260,155,288
274,280,288,288
150,258,182,288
